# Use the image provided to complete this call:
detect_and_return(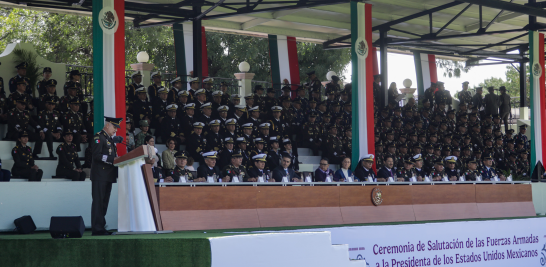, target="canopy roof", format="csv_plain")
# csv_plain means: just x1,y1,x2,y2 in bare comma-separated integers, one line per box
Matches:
1,0,545,64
